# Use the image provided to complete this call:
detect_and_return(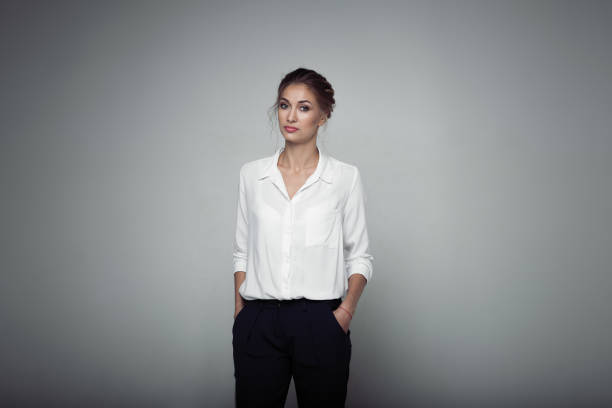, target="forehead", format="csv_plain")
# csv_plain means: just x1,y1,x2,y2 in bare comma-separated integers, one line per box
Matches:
280,83,316,102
